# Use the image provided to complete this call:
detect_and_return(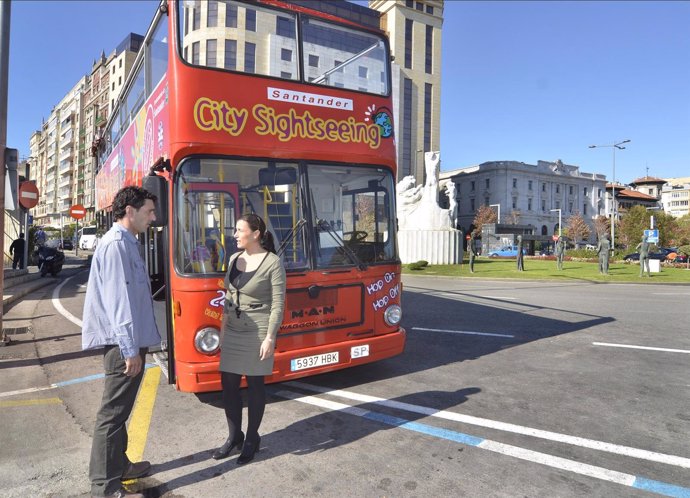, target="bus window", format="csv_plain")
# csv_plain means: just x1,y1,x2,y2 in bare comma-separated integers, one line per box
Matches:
179,0,299,80
309,164,396,268
175,158,307,275
304,17,389,96
149,10,169,89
